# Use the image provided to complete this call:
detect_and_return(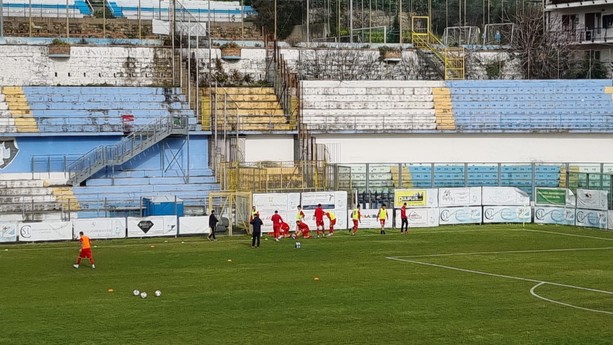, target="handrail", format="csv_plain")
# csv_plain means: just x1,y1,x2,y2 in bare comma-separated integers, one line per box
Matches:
67,115,187,185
